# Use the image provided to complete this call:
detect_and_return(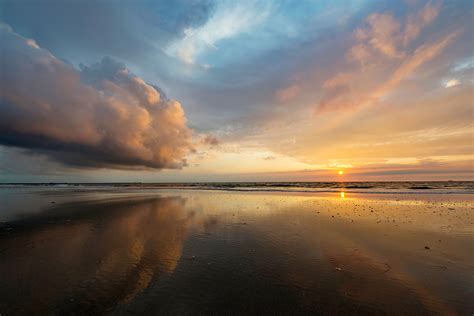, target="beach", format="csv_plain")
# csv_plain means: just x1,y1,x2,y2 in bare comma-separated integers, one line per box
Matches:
0,185,473,314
